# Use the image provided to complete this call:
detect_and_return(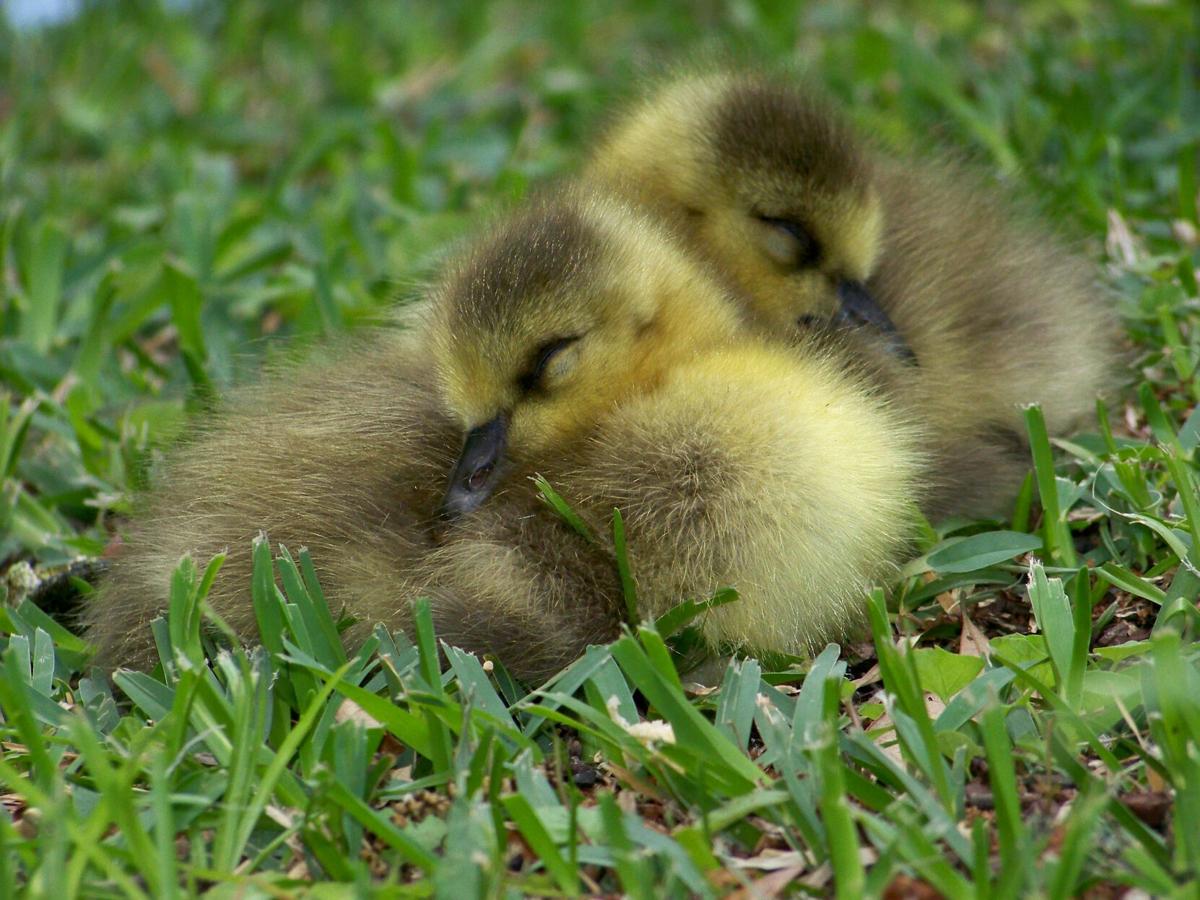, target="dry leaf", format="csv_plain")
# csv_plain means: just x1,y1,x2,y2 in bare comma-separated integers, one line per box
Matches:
727,865,805,899
852,663,881,691
336,697,383,730
936,588,961,615
728,850,806,871
1106,208,1140,266
960,608,990,657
